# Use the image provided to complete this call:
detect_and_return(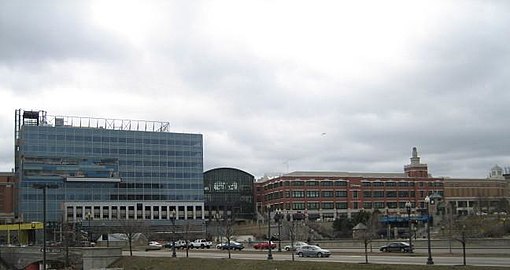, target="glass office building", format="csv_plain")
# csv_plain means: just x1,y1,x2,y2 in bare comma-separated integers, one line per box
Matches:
15,110,204,224
204,168,255,221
